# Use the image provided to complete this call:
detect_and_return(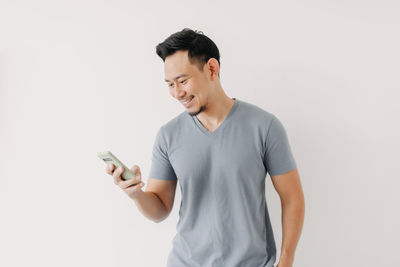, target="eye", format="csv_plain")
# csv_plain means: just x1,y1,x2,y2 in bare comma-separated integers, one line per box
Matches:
179,80,187,84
